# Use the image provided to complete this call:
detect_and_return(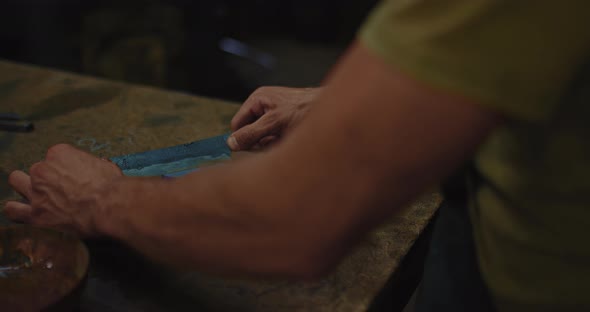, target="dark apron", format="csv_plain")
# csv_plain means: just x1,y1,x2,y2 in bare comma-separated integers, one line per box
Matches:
415,167,495,312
